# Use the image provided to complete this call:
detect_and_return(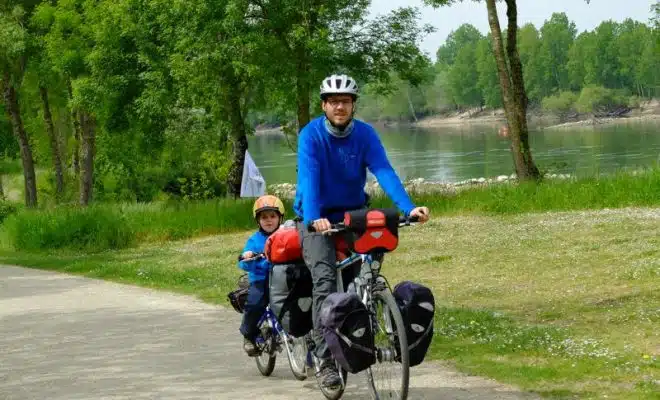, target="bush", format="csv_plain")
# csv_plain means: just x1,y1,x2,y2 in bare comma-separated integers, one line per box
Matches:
541,91,579,116
0,200,17,223
628,95,642,109
575,86,628,114
3,205,135,251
